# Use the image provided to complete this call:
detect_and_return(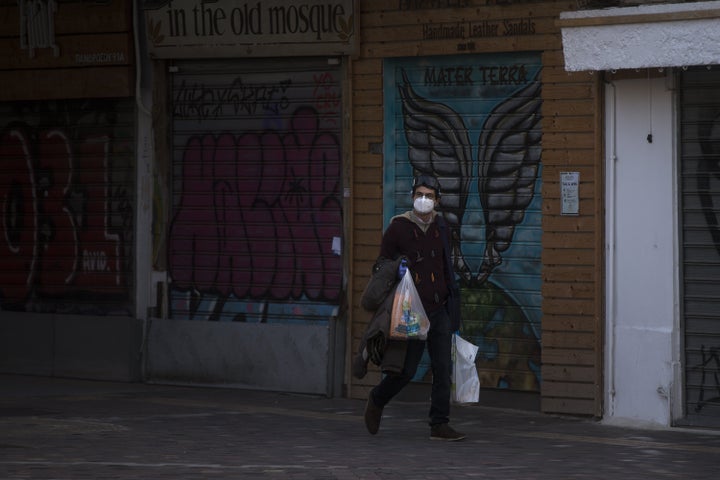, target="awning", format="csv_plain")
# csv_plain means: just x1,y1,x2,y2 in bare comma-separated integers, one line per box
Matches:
558,1,720,71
